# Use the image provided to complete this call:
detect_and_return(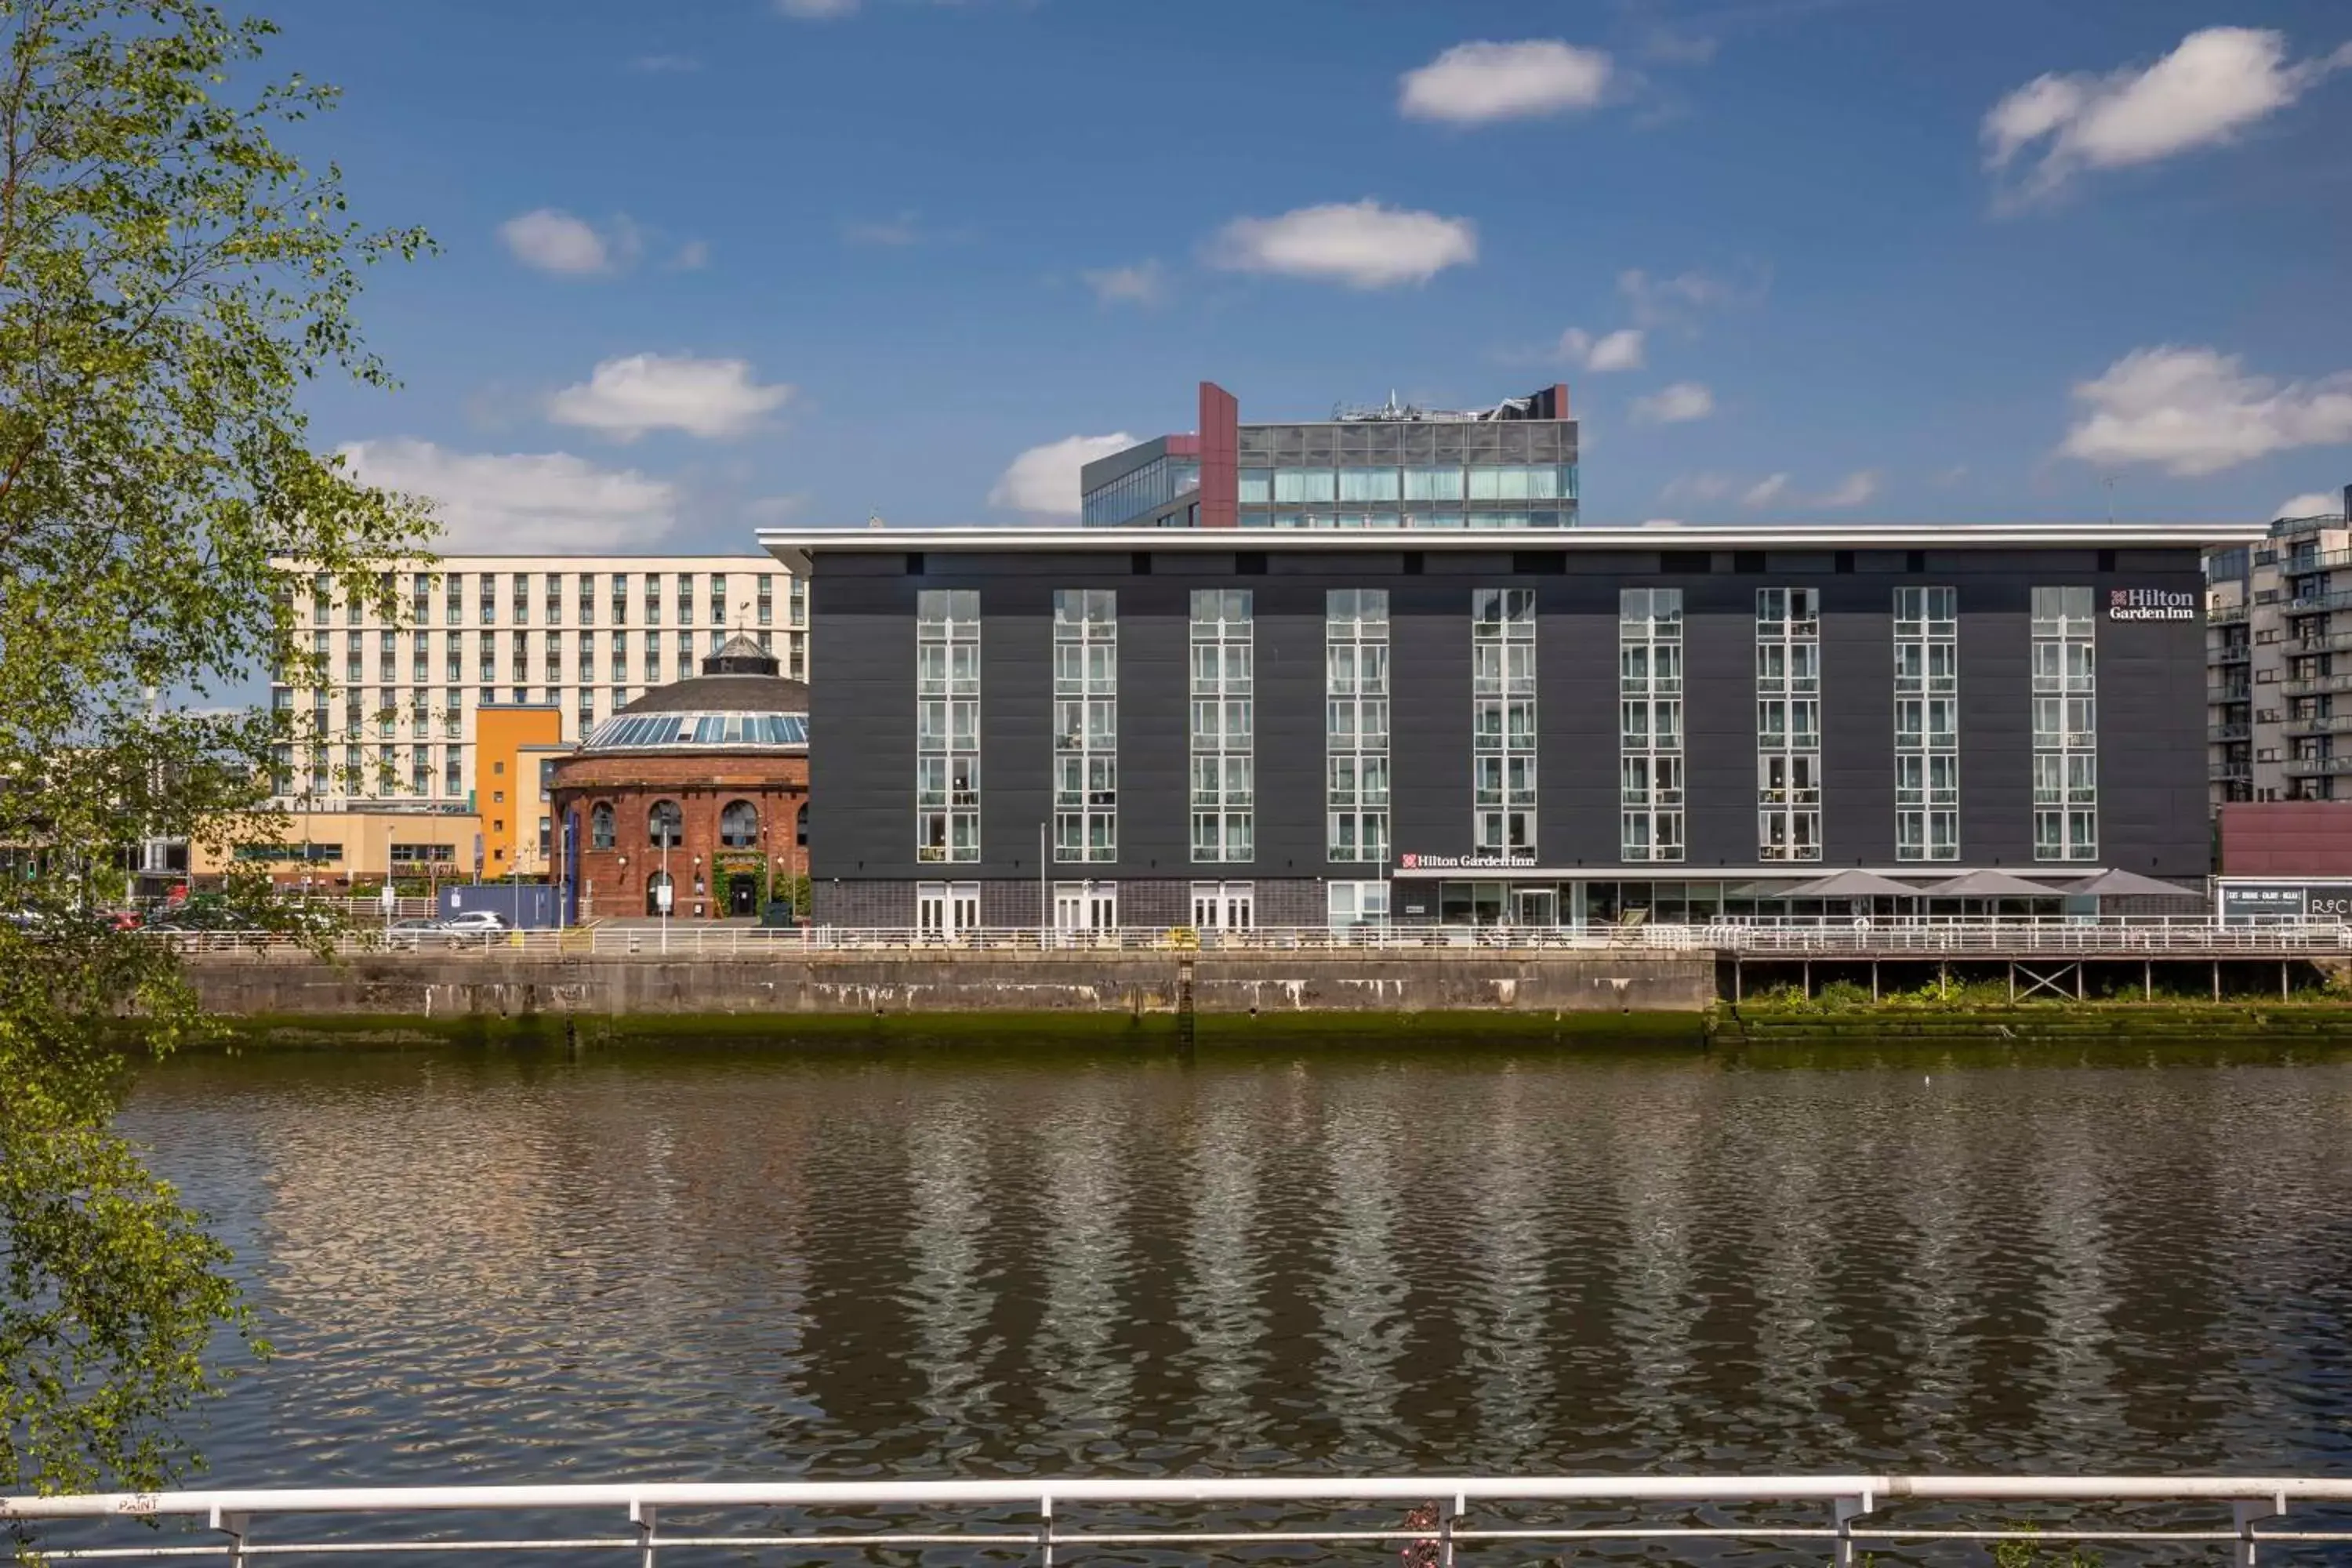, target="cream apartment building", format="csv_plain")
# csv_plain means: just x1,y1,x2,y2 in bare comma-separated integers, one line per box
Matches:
275,554,808,812
2205,492,2352,808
